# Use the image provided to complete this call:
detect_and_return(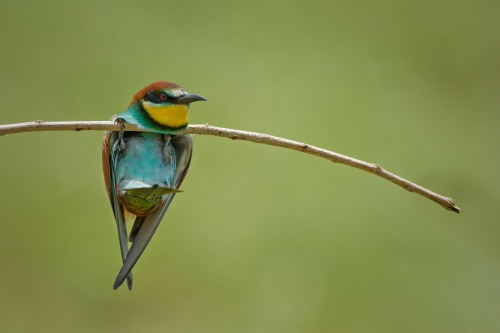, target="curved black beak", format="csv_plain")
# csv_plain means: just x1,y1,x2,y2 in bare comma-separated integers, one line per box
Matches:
177,93,208,105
